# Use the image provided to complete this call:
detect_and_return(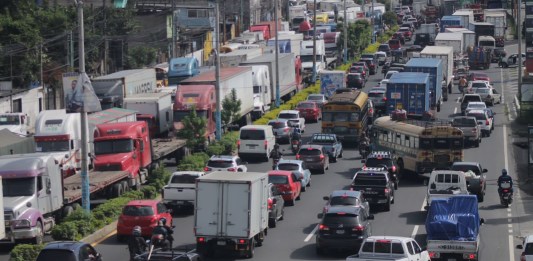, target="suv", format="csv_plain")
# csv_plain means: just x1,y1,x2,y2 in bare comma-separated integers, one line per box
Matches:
315,206,374,255
267,183,285,228
451,116,481,147
360,58,377,75
278,110,305,132
323,190,370,215
368,90,386,115
296,144,330,174
378,44,391,56
205,155,247,172
36,241,102,261
362,151,400,189
467,109,493,137
309,133,343,162
351,167,395,211
268,119,292,143
460,94,483,115
347,73,365,89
